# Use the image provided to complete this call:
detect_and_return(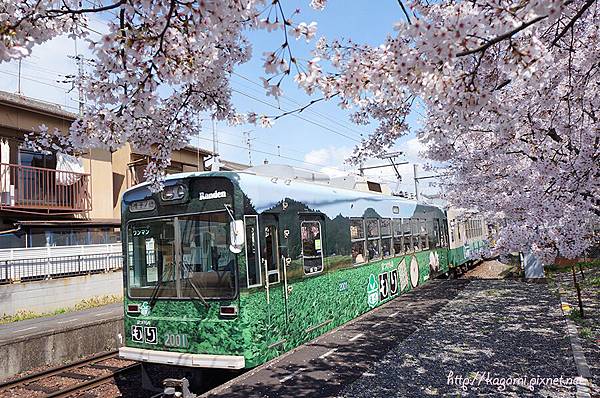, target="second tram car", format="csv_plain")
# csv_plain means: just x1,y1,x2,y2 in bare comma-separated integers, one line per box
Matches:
118,166,487,370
